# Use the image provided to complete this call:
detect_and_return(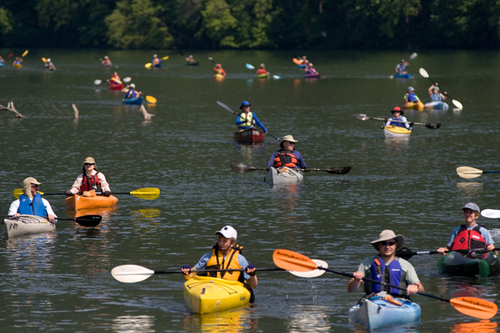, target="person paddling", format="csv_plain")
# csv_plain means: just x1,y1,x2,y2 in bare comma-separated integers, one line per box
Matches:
214,63,226,76
185,55,197,64
44,58,56,71
108,72,122,86
121,83,142,99
66,157,112,197
385,106,411,129
347,229,424,296
395,59,409,75
404,86,420,103
8,177,57,222
102,56,112,67
256,63,269,76
151,54,161,68
13,56,22,67
235,101,267,133
437,203,495,254
266,135,308,170
428,84,447,102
